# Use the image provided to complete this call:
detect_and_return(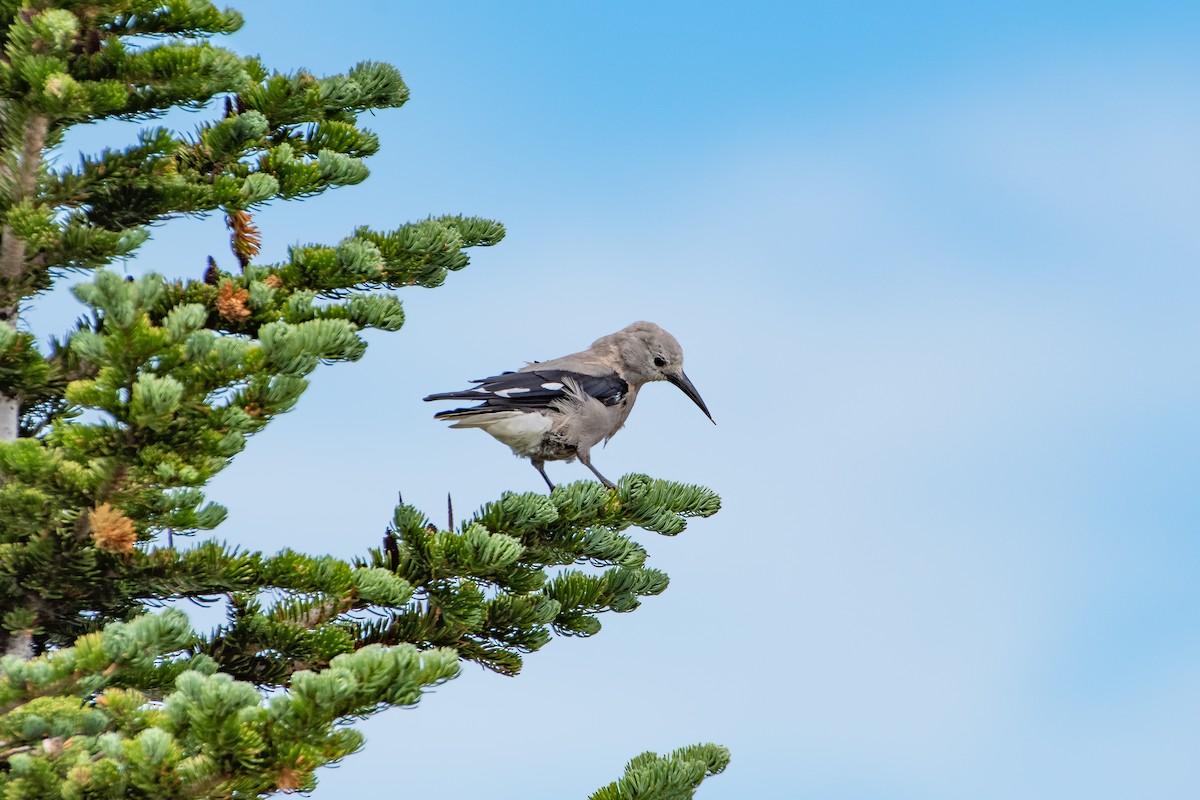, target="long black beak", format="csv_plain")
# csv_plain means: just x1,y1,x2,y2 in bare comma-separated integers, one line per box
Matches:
667,371,715,424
